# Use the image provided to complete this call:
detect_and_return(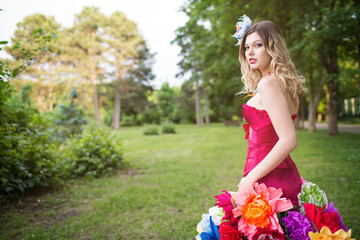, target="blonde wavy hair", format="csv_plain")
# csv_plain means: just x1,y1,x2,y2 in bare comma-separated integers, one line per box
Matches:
239,21,306,98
